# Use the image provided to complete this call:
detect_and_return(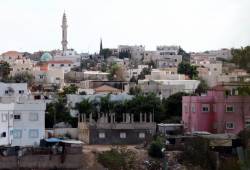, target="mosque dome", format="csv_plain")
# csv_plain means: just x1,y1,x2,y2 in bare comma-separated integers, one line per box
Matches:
40,52,53,62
